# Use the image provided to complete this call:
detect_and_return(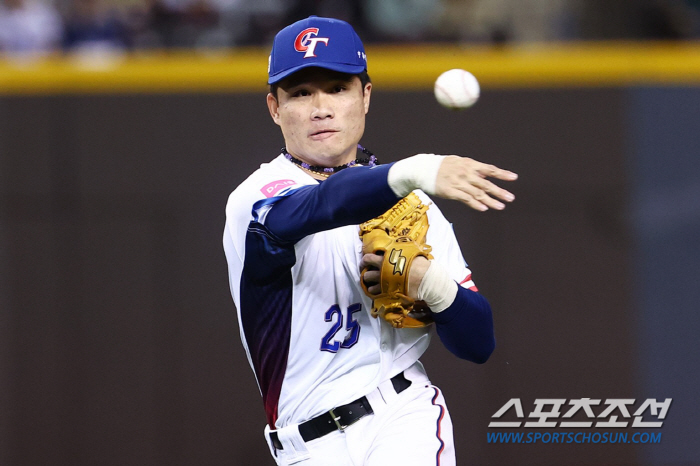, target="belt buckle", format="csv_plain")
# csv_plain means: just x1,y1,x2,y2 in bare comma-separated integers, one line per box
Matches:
328,408,346,432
